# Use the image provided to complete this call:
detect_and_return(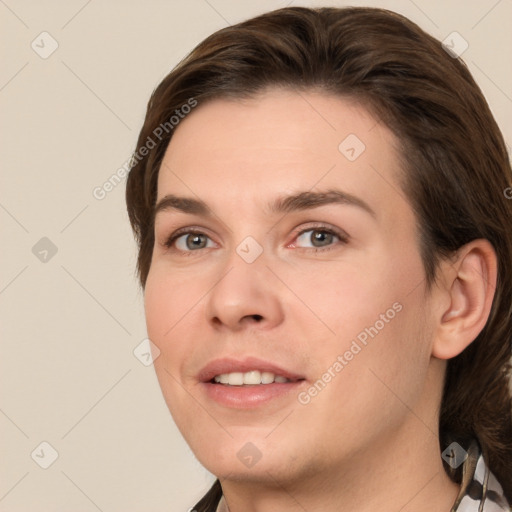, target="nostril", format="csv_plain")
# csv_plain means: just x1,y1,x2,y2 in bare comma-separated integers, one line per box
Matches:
251,314,263,322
